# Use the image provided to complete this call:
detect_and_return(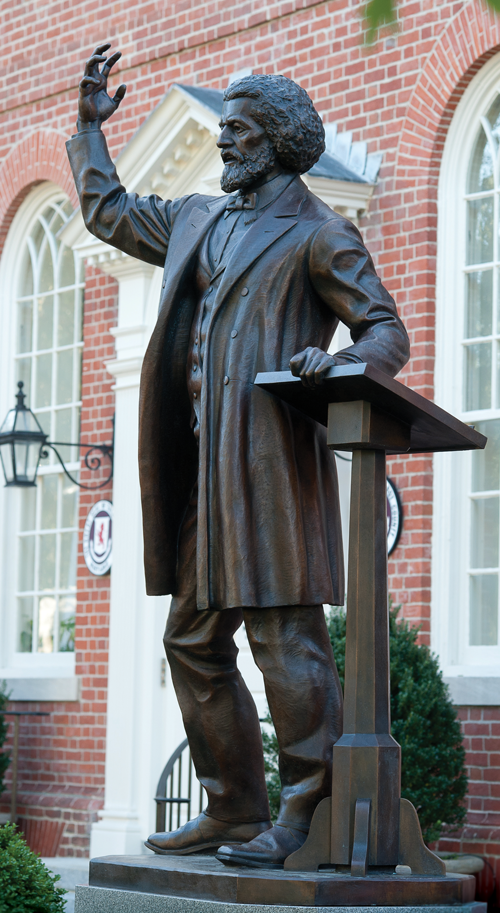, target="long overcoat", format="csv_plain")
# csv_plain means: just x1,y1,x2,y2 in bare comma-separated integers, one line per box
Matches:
67,131,410,610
